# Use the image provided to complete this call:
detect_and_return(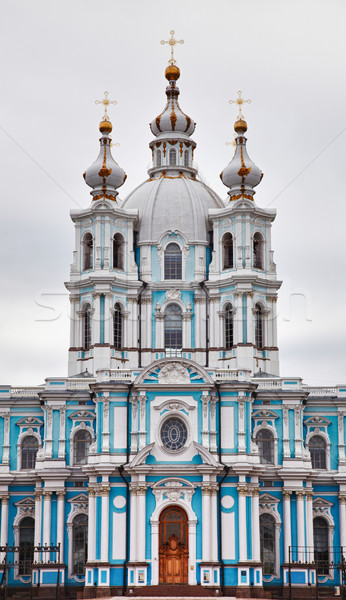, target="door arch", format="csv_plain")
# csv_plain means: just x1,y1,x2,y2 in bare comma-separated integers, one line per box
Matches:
159,506,188,584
